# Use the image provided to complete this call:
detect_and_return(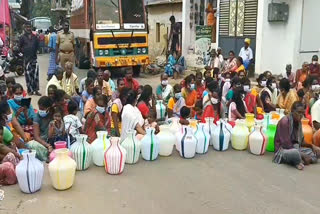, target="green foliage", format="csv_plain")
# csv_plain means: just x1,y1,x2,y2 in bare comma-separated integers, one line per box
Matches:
31,1,58,25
